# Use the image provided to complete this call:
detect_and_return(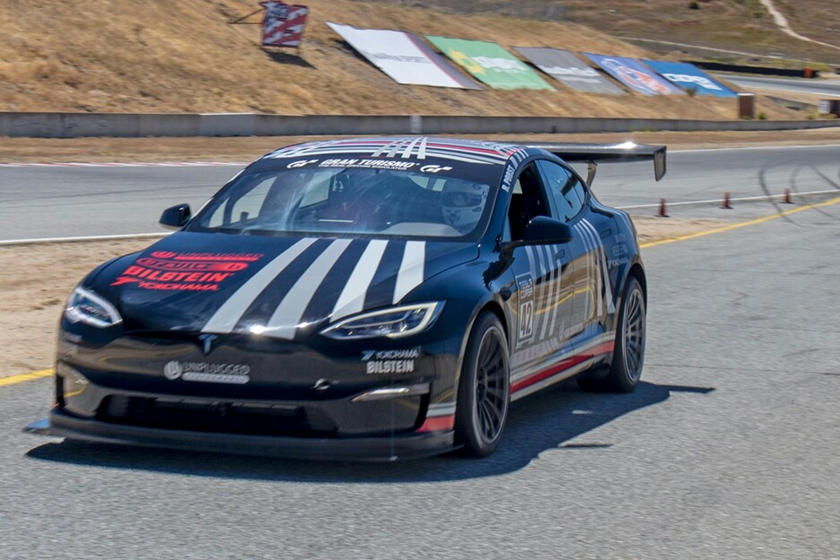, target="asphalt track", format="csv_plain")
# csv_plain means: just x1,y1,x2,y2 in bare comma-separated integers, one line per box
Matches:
1,145,839,241
1,147,839,558
1,197,838,559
